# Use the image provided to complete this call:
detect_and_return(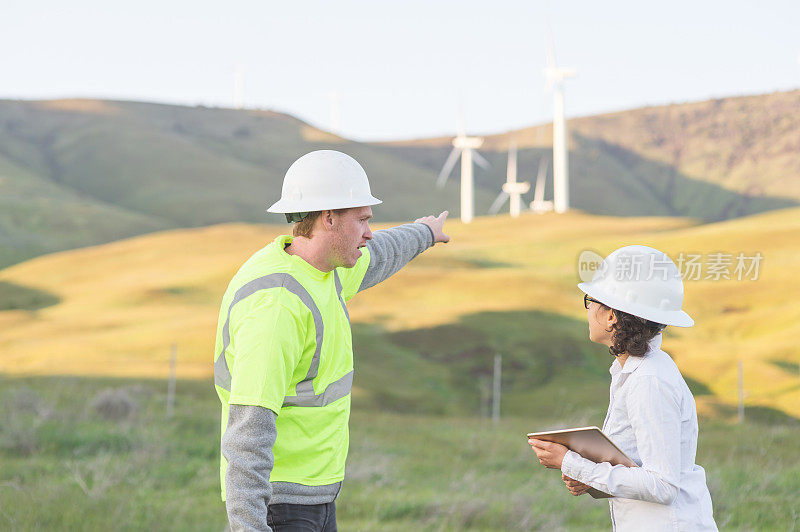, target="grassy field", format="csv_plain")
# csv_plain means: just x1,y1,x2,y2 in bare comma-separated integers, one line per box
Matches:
1,208,799,529
1,375,797,531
